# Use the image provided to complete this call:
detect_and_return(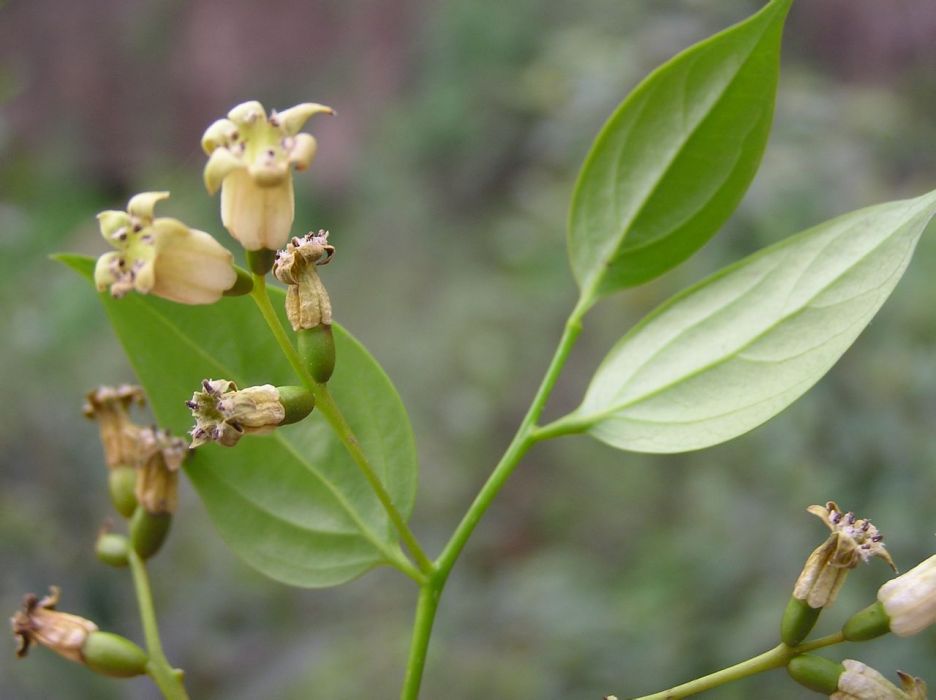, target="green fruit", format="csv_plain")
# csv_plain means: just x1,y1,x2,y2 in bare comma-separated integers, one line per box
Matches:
298,324,335,383
129,507,171,560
